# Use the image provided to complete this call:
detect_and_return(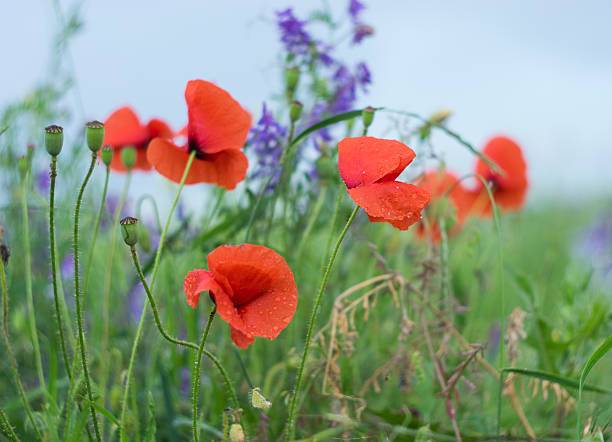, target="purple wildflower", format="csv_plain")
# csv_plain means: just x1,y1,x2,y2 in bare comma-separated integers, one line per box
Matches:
61,252,74,279
352,24,374,44
355,62,372,91
248,103,288,189
348,0,366,22
127,284,146,322
36,169,50,193
575,216,612,288
276,9,312,55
